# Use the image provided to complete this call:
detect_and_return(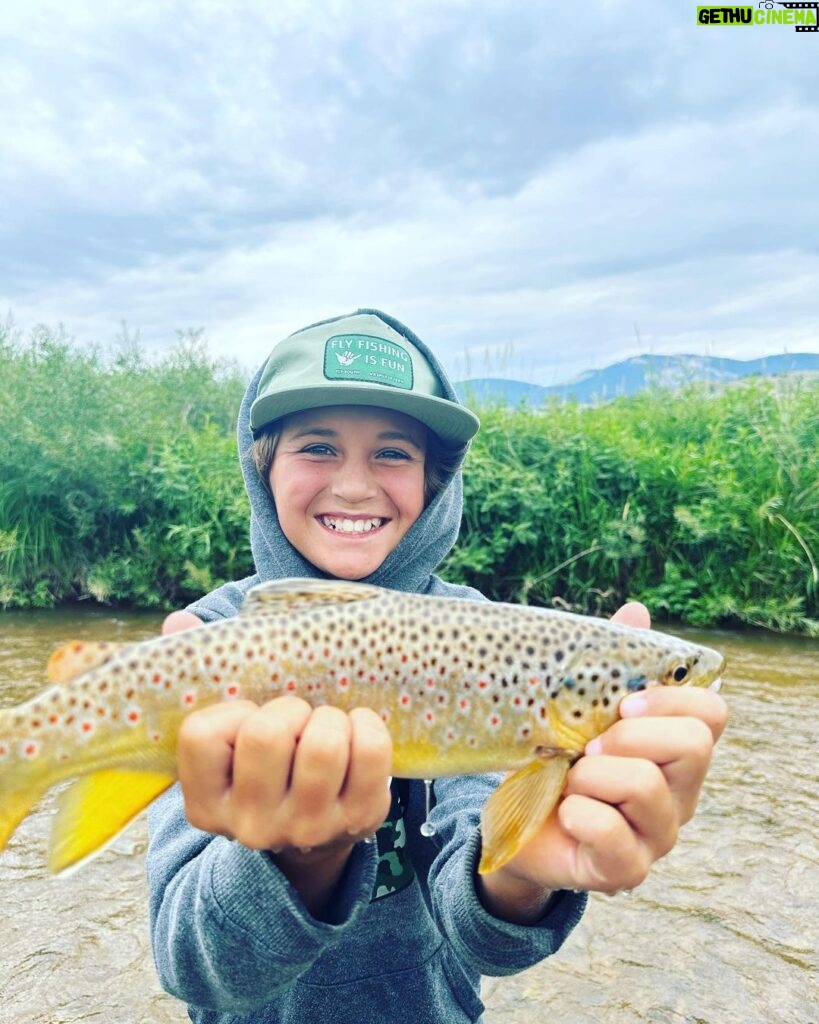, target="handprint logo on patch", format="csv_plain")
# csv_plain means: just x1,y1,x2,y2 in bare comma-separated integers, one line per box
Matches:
336,351,361,367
